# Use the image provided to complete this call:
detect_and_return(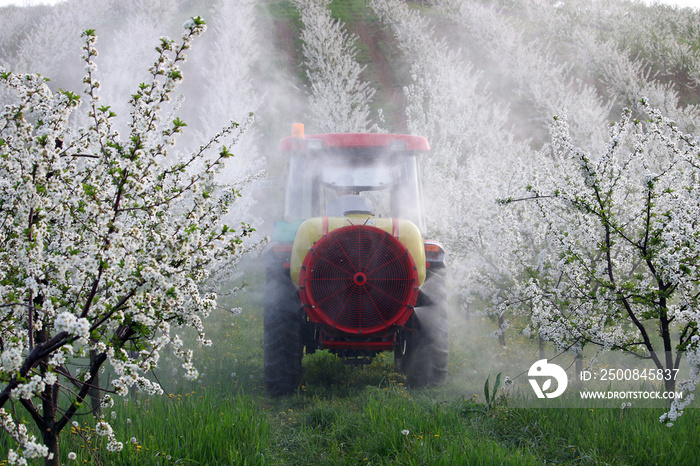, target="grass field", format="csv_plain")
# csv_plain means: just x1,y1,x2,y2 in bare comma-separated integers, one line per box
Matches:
4,263,696,466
